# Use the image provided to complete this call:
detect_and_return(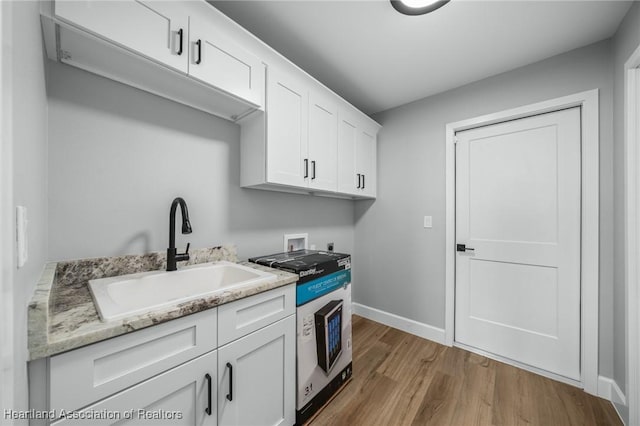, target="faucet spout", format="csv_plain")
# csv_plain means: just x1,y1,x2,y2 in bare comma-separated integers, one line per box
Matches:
167,197,192,271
